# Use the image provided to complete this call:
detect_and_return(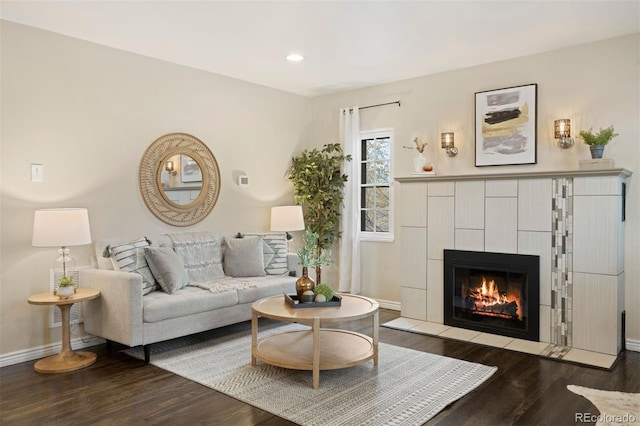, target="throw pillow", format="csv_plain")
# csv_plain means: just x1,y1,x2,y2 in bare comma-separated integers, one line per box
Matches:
168,232,225,283
223,236,266,277
244,232,289,275
107,238,158,295
144,246,190,294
